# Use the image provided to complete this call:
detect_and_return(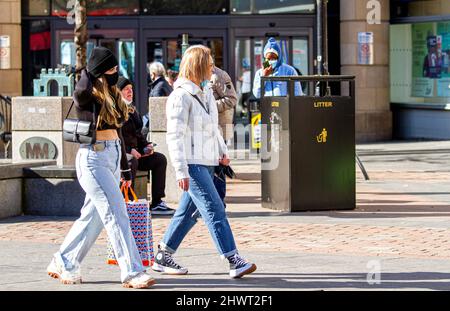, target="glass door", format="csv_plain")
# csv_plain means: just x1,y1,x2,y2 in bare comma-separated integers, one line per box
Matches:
146,37,224,73
56,29,137,82
141,29,227,114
